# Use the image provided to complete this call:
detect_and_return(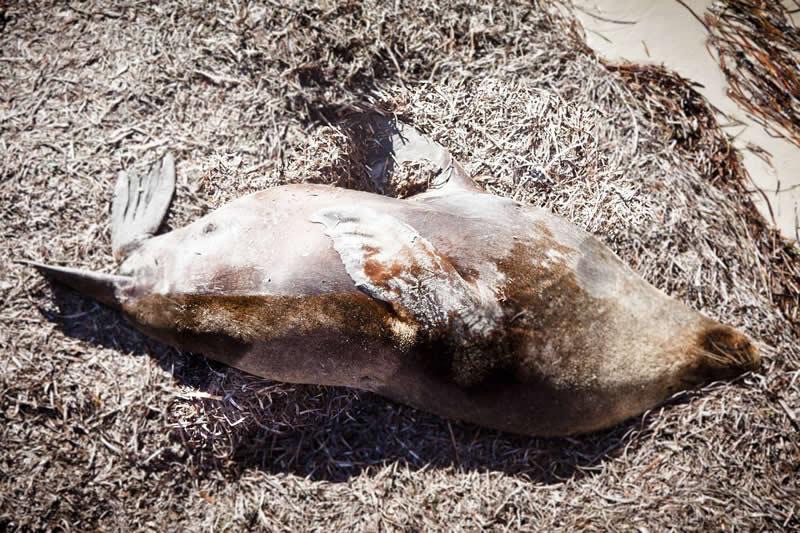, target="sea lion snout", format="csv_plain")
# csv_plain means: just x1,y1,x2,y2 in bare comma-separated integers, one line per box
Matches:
685,322,761,385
